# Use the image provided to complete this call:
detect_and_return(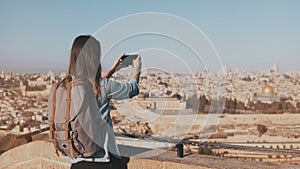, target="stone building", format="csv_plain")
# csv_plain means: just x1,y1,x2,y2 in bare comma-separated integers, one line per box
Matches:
253,84,280,104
